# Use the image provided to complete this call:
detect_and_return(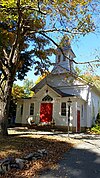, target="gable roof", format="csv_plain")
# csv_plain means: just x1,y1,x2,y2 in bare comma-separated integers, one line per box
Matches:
47,84,75,97
31,72,100,97
31,76,48,92
31,72,82,93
